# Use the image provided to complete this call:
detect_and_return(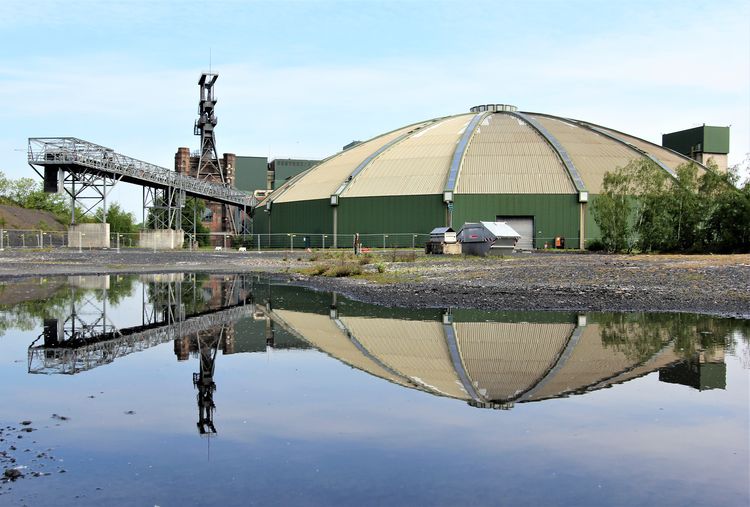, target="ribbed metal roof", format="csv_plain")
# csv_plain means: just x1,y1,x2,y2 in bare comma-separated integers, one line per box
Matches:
274,122,430,203
273,310,413,388
458,114,576,194
587,123,705,174
342,317,466,398
529,114,641,193
455,322,574,400
343,114,472,197
523,324,635,401
266,308,706,407
265,108,709,205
